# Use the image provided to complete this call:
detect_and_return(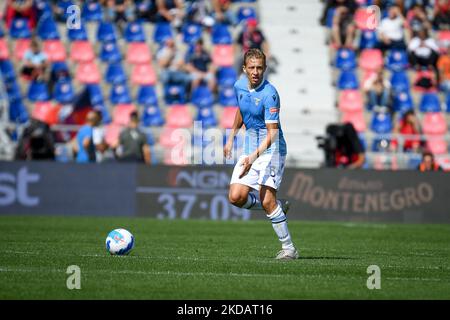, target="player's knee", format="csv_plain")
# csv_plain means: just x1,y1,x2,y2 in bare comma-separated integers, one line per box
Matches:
228,192,246,207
